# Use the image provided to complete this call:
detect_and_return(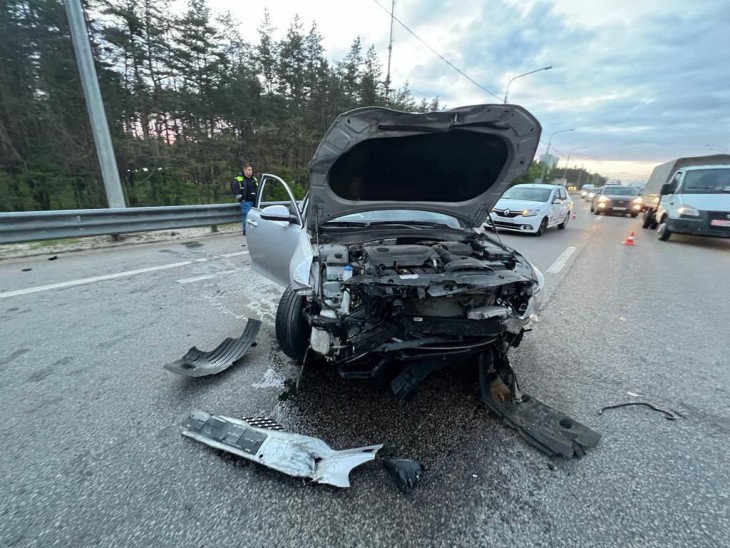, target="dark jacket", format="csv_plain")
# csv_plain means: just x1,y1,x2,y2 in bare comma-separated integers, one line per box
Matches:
231,174,259,202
